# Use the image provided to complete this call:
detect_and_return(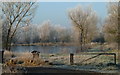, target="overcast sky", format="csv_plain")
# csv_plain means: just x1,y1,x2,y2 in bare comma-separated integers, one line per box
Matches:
33,2,108,27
